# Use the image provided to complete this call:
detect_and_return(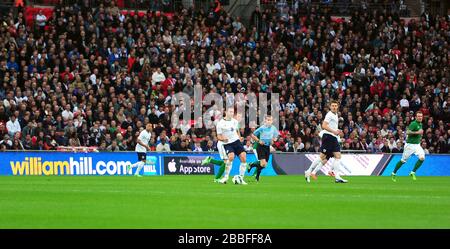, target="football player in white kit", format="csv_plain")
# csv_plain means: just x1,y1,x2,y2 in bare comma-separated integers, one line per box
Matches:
202,113,244,183
216,108,248,184
127,123,152,177
305,100,348,183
